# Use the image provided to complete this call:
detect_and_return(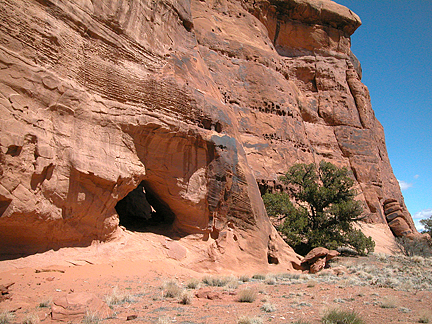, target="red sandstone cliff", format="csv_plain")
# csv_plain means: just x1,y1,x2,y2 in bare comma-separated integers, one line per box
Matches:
0,0,415,266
